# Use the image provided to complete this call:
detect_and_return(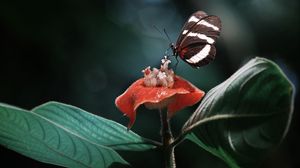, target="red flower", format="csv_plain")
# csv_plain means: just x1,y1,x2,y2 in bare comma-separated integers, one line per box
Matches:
115,58,205,129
